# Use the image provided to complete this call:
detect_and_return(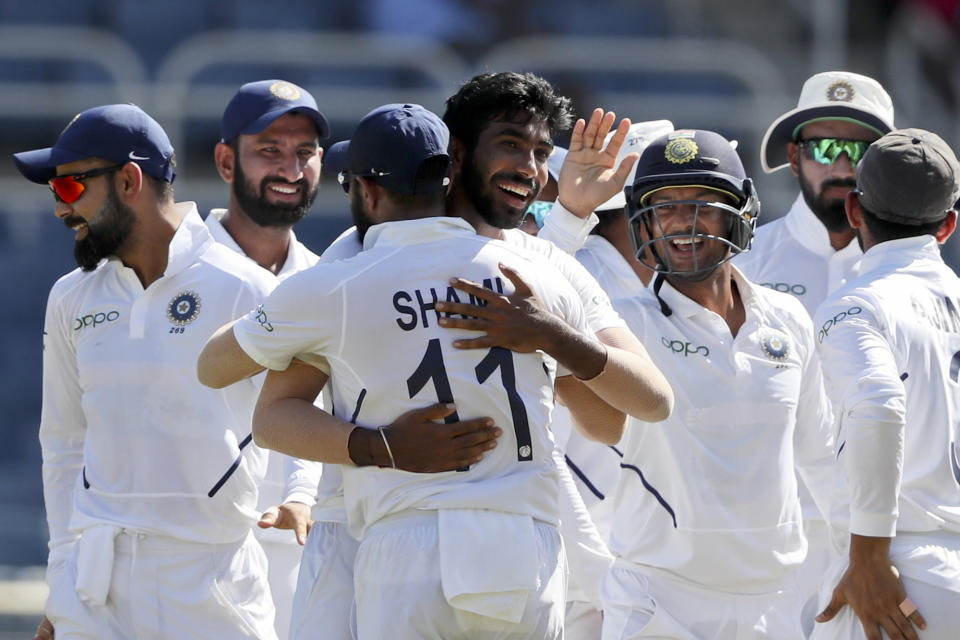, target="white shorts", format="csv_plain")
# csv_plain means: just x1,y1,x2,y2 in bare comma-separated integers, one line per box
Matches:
289,521,359,640
810,533,960,640
565,600,603,640
258,535,305,640
46,529,276,640
601,562,804,640
353,511,565,640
